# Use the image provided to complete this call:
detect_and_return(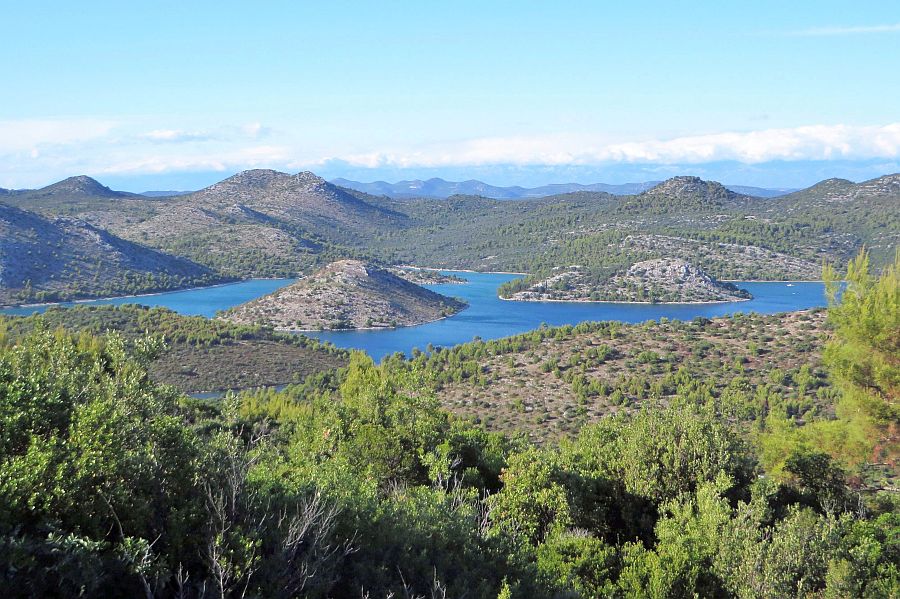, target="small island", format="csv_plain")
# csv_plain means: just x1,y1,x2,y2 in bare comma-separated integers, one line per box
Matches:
388,266,468,285
222,259,467,330
499,258,752,304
